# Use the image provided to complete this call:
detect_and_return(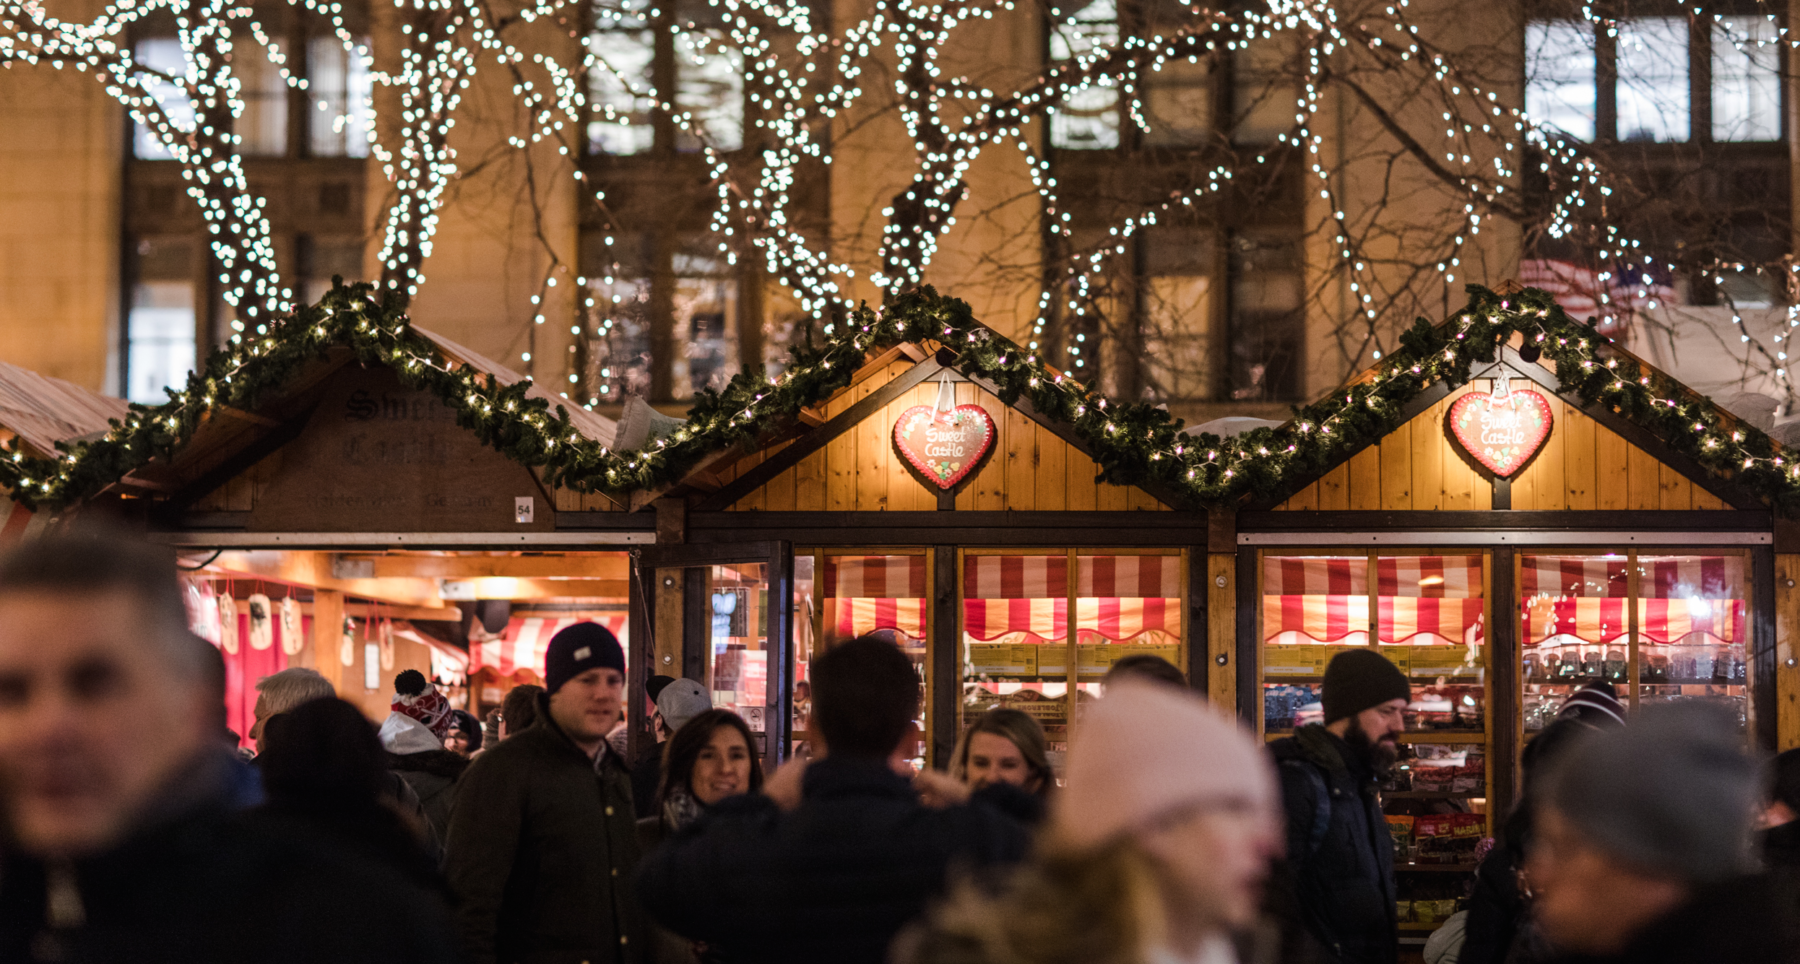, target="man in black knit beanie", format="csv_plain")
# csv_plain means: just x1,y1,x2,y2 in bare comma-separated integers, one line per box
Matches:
1267,648,1412,964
